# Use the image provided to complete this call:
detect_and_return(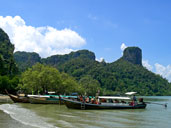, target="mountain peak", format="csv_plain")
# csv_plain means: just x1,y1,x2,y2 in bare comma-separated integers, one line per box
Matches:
122,47,142,65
